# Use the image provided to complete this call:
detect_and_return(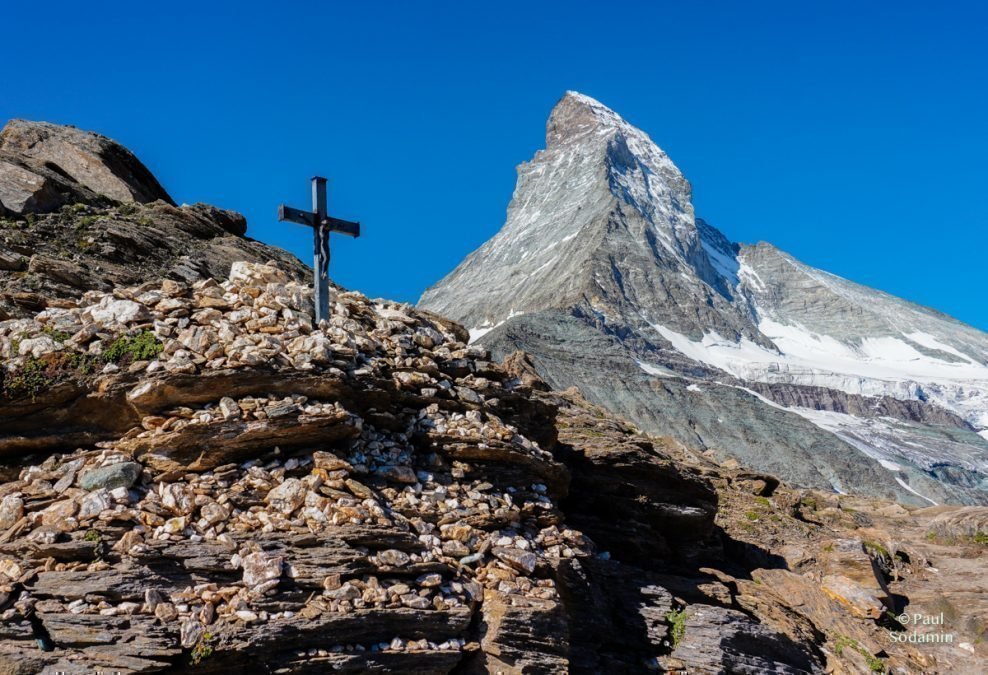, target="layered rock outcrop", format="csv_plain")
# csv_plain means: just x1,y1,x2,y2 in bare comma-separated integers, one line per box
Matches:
2,261,985,672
